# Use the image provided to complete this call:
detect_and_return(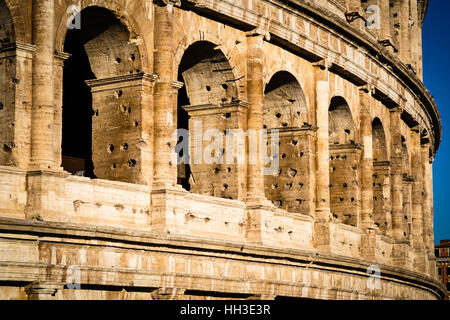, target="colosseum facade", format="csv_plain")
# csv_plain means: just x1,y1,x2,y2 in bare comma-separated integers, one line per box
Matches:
0,0,446,300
